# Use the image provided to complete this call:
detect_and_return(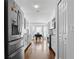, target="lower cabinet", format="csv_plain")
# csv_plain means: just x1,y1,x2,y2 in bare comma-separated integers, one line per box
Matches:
8,38,24,59
9,48,23,59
